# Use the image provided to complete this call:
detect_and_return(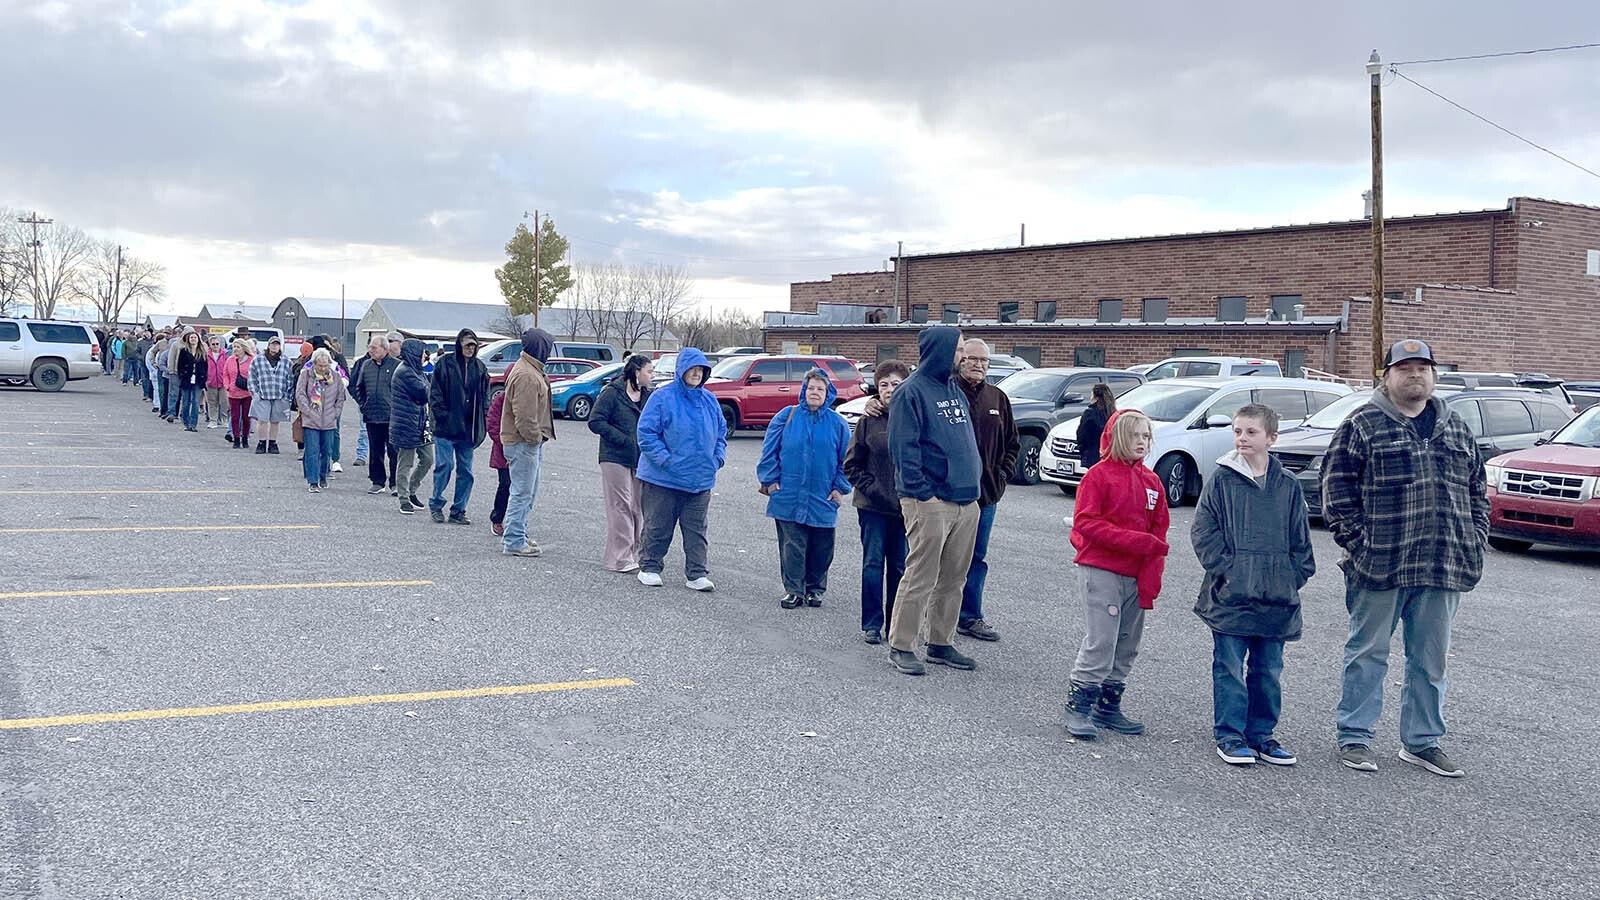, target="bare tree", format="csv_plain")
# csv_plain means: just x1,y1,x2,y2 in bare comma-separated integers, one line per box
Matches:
0,210,26,317
118,256,166,324
639,262,693,348
674,306,764,351
28,221,93,320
